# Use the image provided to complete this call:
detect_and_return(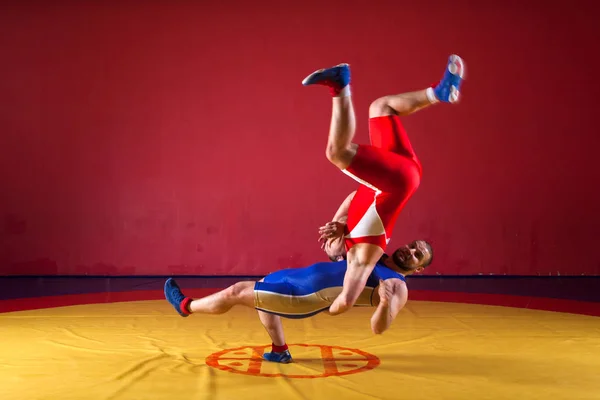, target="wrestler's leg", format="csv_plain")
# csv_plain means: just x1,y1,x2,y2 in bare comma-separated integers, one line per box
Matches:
302,64,357,170
188,284,288,353
258,310,292,363
369,89,434,118
164,278,255,317
370,54,465,118
368,55,466,154
255,278,293,363
164,278,293,362
258,311,286,346
367,90,434,158
188,281,255,314
326,95,358,169
185,279,286,346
